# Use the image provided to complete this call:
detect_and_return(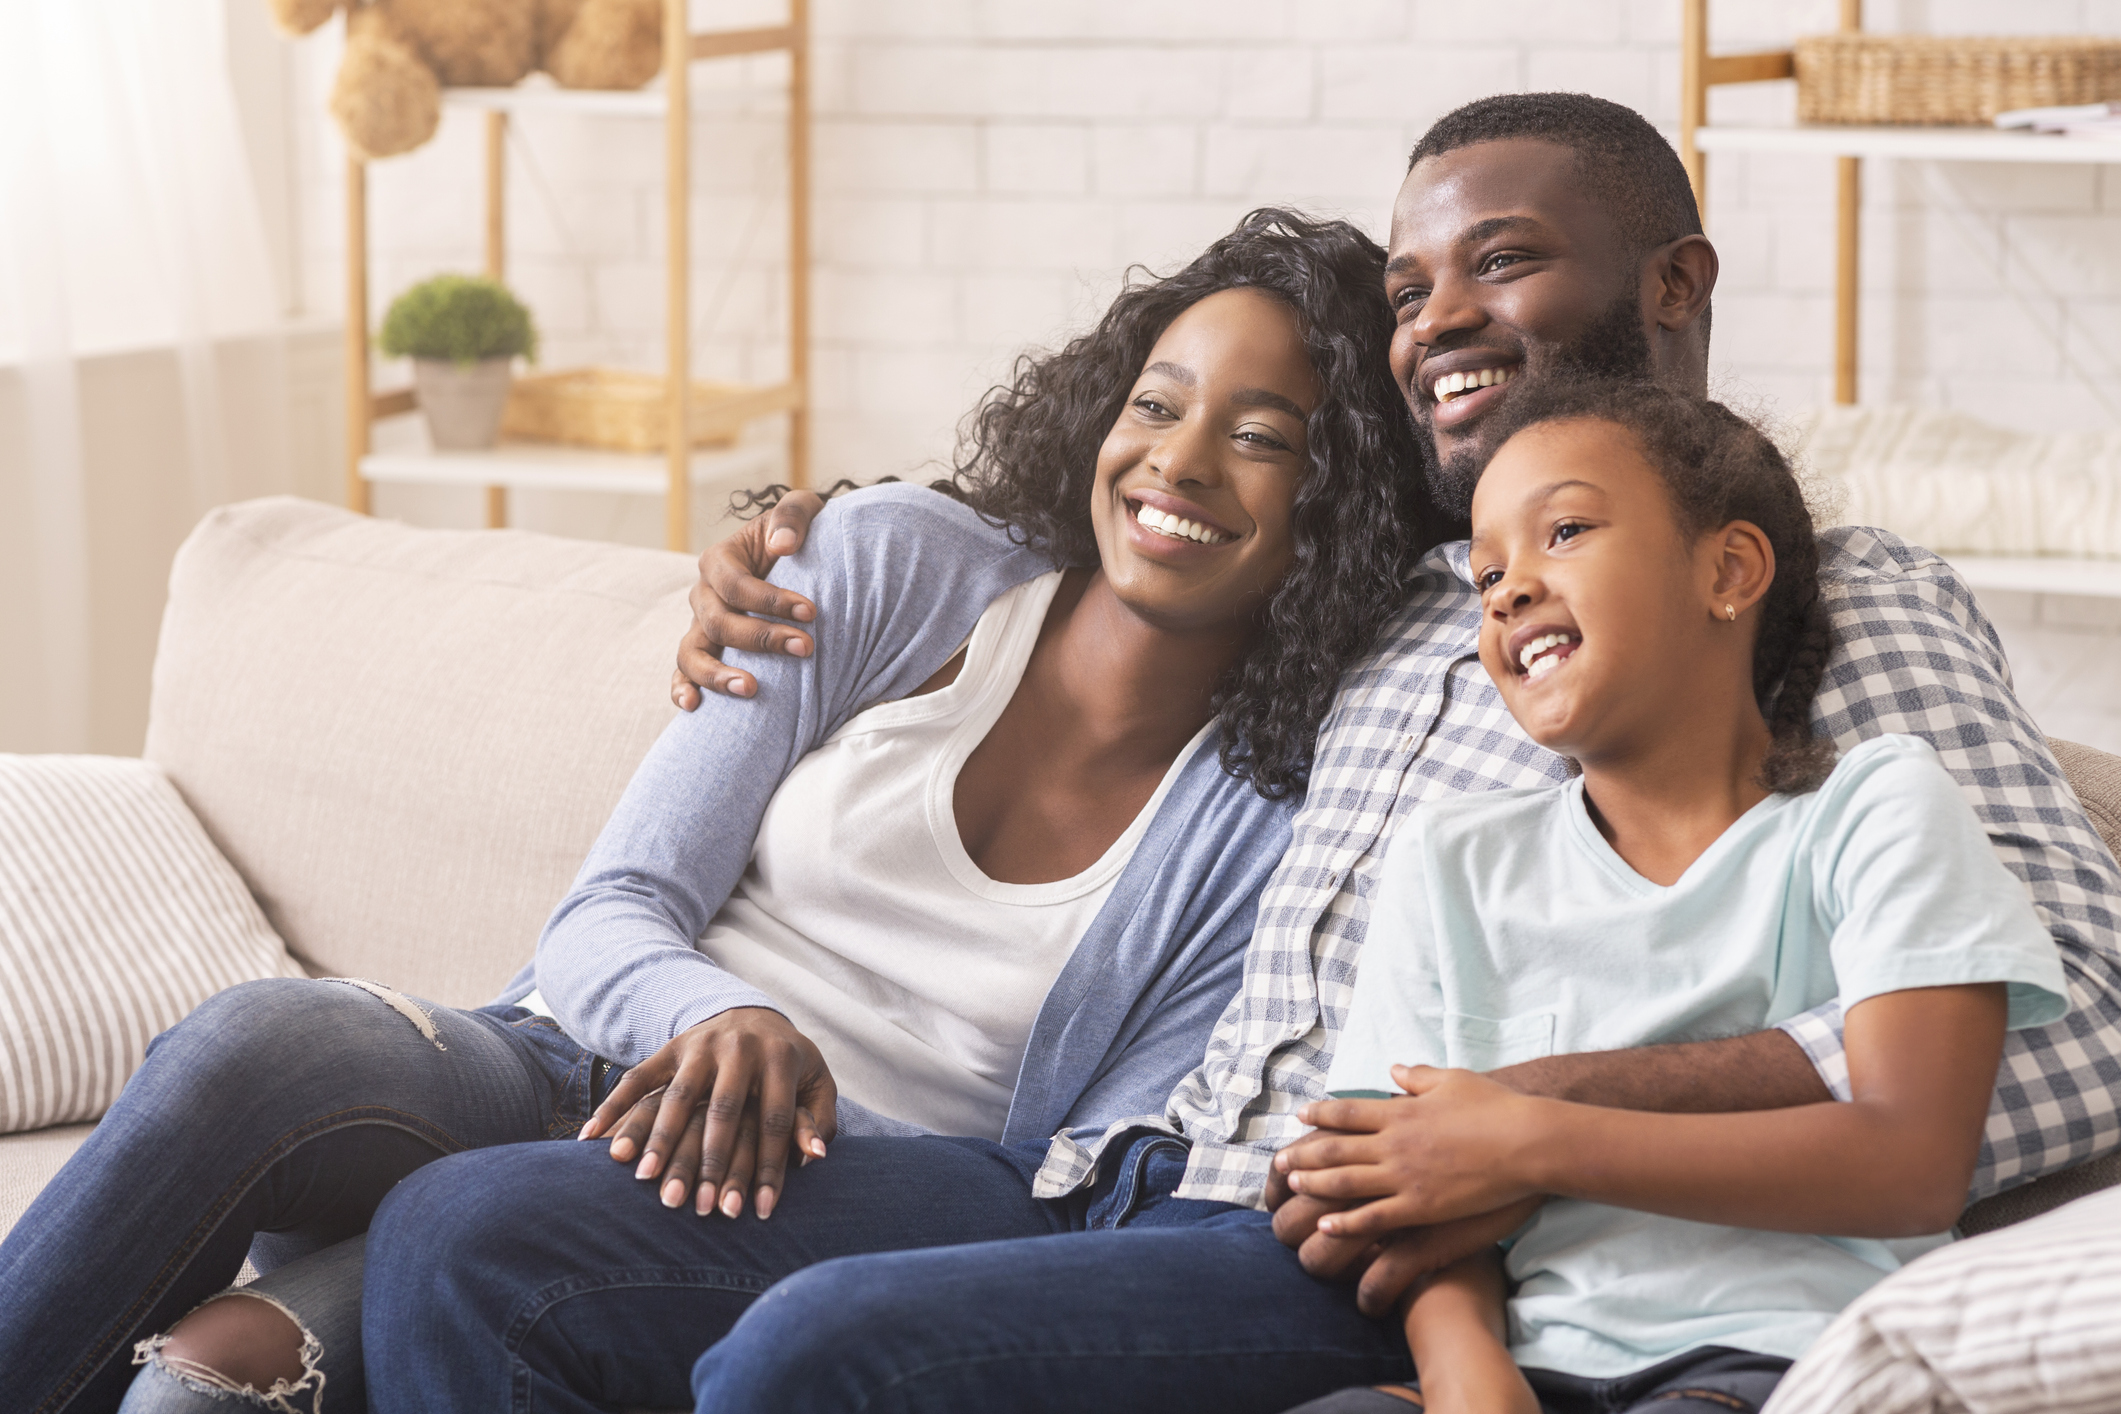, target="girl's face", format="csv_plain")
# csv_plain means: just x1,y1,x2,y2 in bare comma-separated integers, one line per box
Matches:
1089,287,1319,635
1469,417,1769,766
